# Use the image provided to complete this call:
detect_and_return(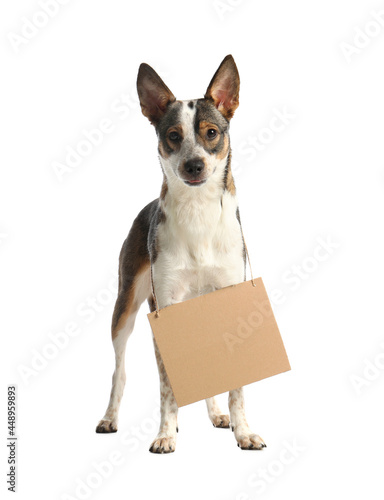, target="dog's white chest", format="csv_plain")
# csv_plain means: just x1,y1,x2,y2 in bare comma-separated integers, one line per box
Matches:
154,191,244,307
